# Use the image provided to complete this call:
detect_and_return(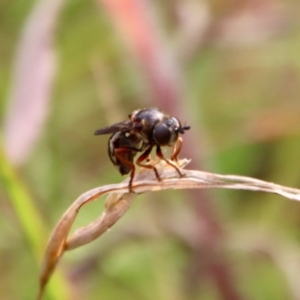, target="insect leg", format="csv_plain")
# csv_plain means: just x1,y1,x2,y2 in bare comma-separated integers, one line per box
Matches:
114,148,136,192
156,146,183,177
170,137,183,161
136,146,161,181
